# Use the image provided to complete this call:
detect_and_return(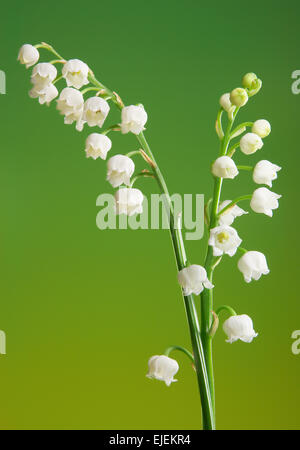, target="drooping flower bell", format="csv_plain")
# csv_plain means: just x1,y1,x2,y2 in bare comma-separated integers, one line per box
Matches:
211,156,239,179
114,188,144,216
31,63,57,89
85,133,112,160
250,187,281,216
121,105,148,135
240,133,263,155
219,93,233,112
223,314,258,343
253,160,281,187
107,155,135,188
62,59,89,89
56,87,84,131
18,44,39,68
83,96,110,128
29,83,58,105
218,200,248,226
237,251,269,282
178,265,213,296
208,225,242,257
252,119,271,138
146,355,179,386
